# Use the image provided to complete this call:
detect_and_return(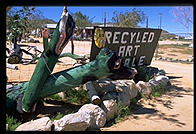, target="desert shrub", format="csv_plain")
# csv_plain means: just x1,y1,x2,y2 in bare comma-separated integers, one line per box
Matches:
50,112,64,121
151,83,167,97
46,87,90,105
158,51,164,54
114,102,131,123
47,94,63,101
6,115,22,131
65,87,90,105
